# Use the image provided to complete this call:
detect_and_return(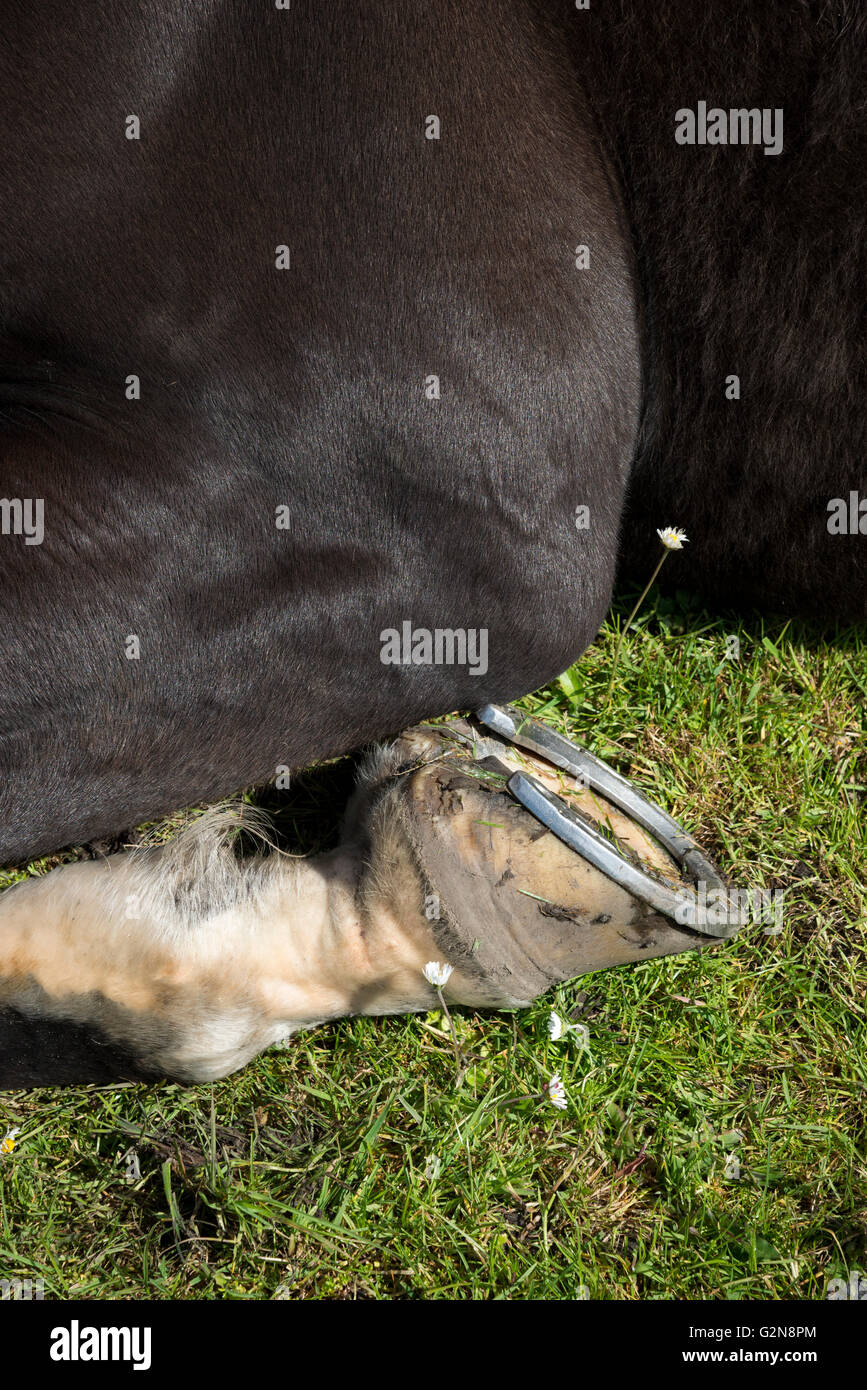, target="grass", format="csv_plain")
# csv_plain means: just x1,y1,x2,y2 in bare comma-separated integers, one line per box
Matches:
1,588,865,1300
